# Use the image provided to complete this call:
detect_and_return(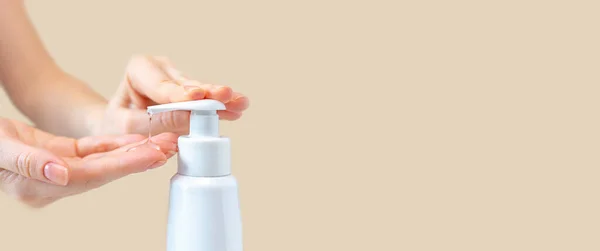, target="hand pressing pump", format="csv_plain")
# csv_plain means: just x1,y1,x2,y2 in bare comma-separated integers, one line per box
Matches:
147,100,243,251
